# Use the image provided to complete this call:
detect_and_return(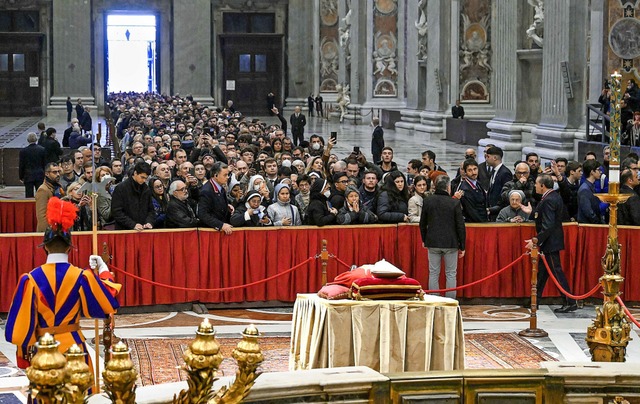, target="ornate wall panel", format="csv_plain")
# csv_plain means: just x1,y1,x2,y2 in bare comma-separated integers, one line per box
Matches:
459,0,491,103
319,0,339,92
607,1,640,82
372,0,398,97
